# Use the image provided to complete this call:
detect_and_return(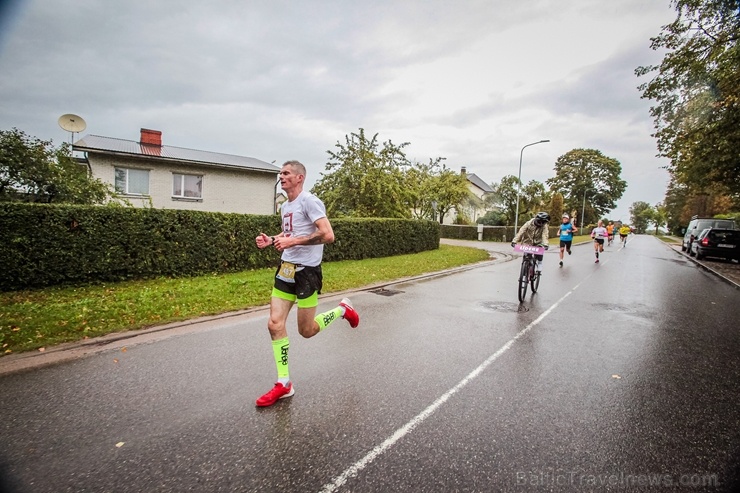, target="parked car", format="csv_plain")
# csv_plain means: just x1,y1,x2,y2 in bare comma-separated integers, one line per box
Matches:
682,216,737,253
690,228,740,261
